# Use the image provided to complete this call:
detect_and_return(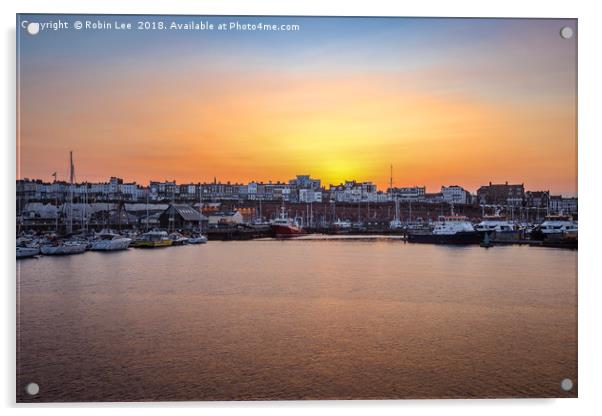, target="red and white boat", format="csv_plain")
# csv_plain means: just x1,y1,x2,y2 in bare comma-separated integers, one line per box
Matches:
270,207,307,238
